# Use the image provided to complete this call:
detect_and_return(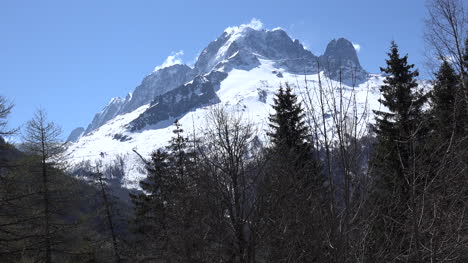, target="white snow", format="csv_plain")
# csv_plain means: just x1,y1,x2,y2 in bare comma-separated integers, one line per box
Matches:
107,97,124,106
352,43,361,52
224,18,263,35
66,59,388,189
154,50,184,72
